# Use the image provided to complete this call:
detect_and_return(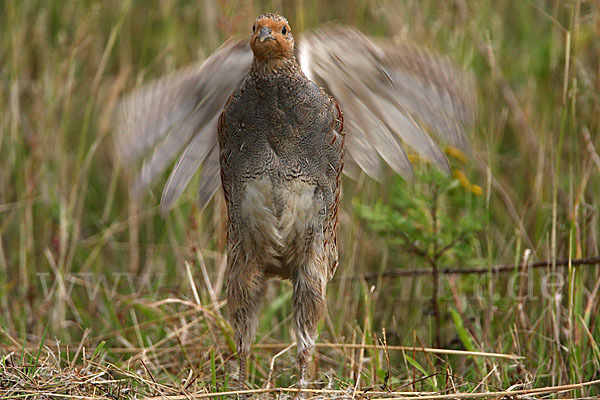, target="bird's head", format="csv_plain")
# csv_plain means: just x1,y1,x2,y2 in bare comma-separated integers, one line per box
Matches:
250,13,294,63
